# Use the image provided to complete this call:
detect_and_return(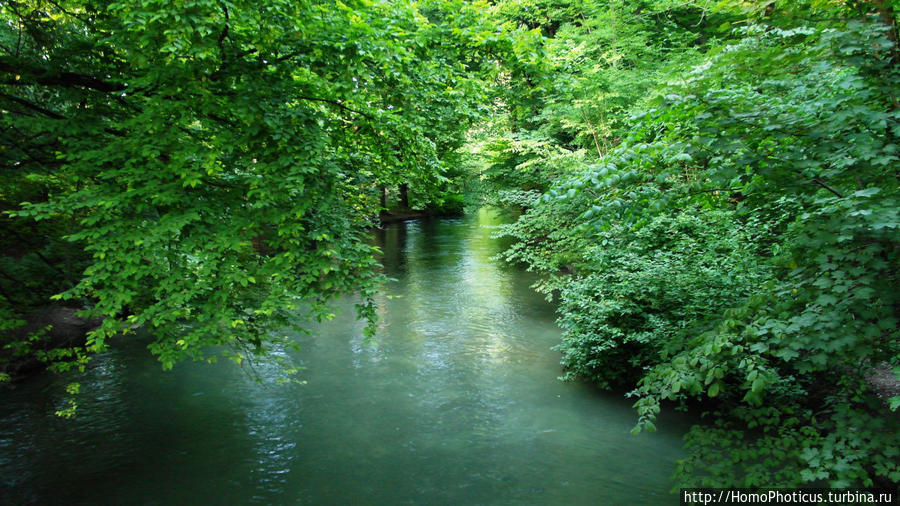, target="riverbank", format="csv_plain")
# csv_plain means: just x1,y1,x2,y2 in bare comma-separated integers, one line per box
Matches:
379,207,463,225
